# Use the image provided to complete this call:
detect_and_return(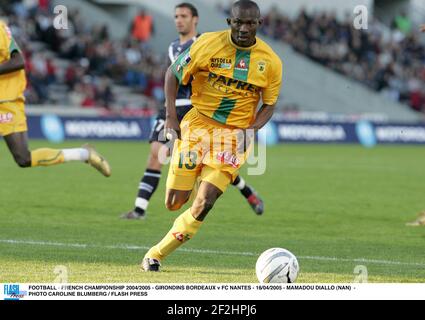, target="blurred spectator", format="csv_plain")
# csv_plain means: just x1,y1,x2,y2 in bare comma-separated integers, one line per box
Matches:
38,0,51,13
392,11,412,35
96,77,114,109
130,9,154,43
147,69,165,103
80,76,97,108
